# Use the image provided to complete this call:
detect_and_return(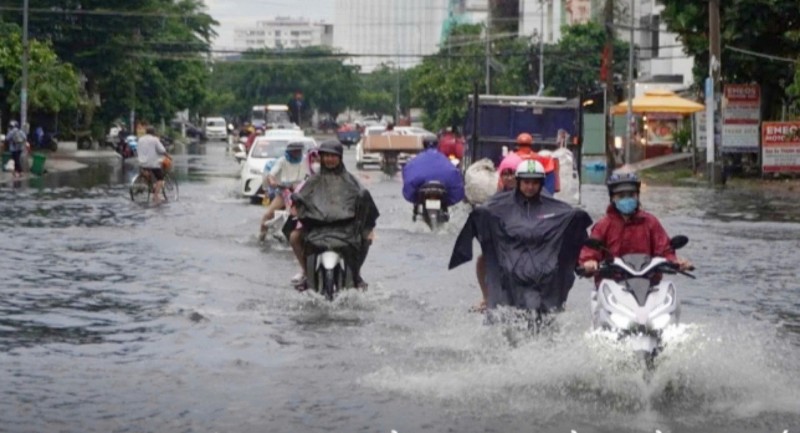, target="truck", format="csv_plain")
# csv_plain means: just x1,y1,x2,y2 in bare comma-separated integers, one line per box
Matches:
462,94,584,204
